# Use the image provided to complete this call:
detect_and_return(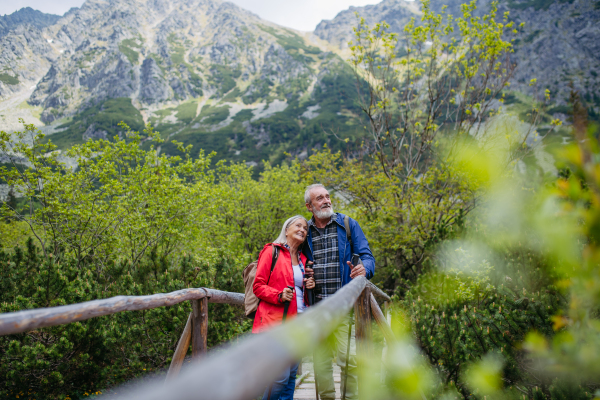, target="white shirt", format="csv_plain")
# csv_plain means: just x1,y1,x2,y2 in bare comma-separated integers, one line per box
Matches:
292,263,305,313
